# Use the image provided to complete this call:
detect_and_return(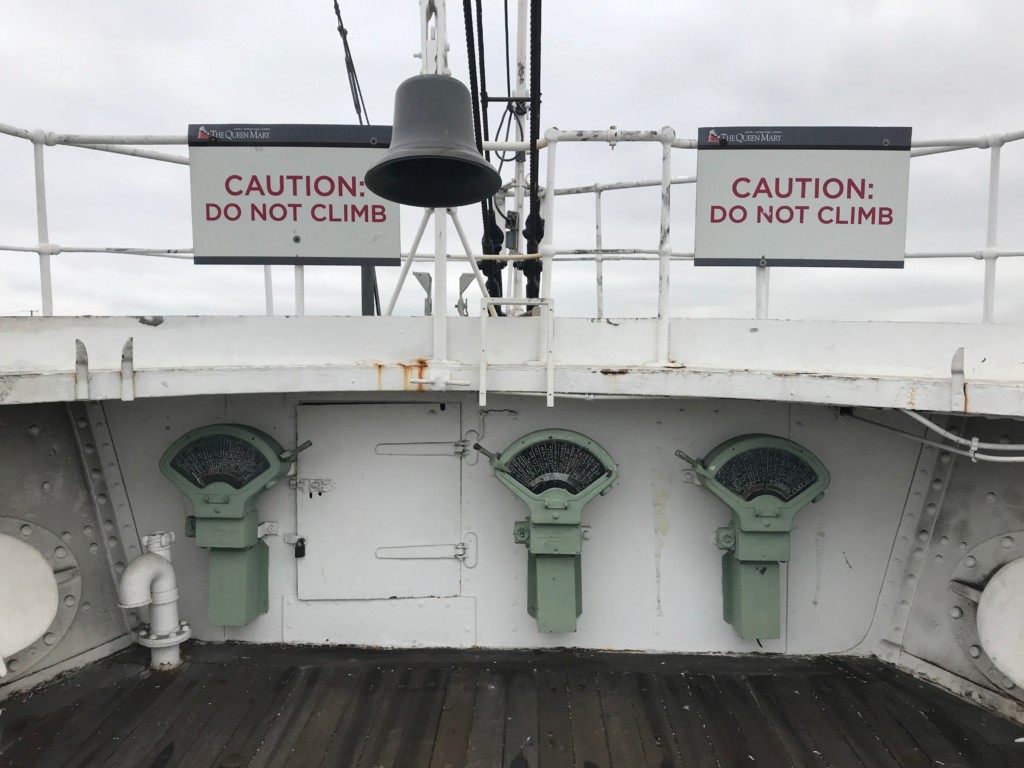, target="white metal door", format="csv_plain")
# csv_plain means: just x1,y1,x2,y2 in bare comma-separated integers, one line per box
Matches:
295,403,462,599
